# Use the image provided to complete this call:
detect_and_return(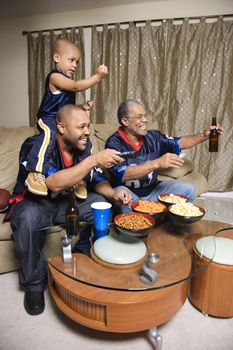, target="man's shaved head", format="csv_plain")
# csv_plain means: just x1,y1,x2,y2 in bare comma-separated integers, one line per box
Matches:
56,104,85,125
